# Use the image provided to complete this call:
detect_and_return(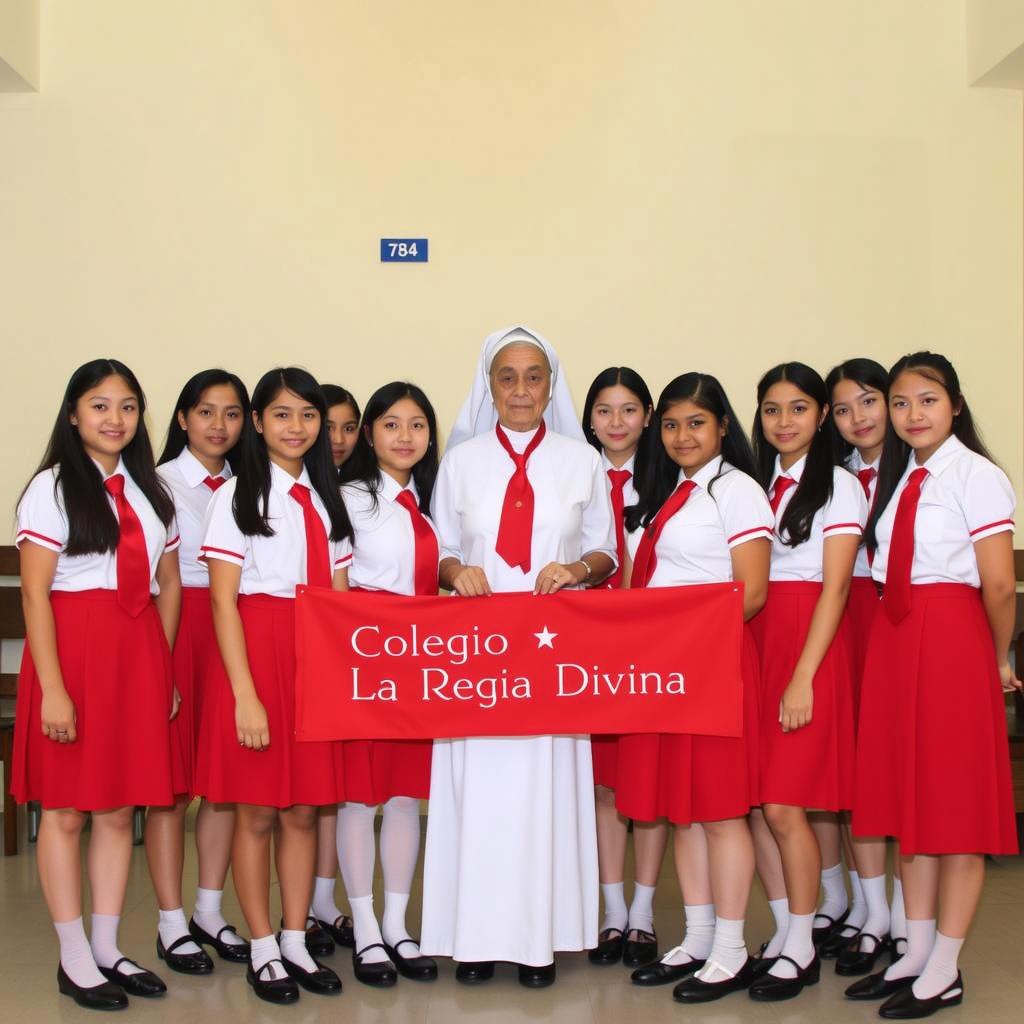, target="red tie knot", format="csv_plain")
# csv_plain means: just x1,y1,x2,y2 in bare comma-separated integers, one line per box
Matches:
289,482,312,507
104,473,125,498
396,489,419,514
908,467,928,488
203,475,225,492
608,469,632,489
